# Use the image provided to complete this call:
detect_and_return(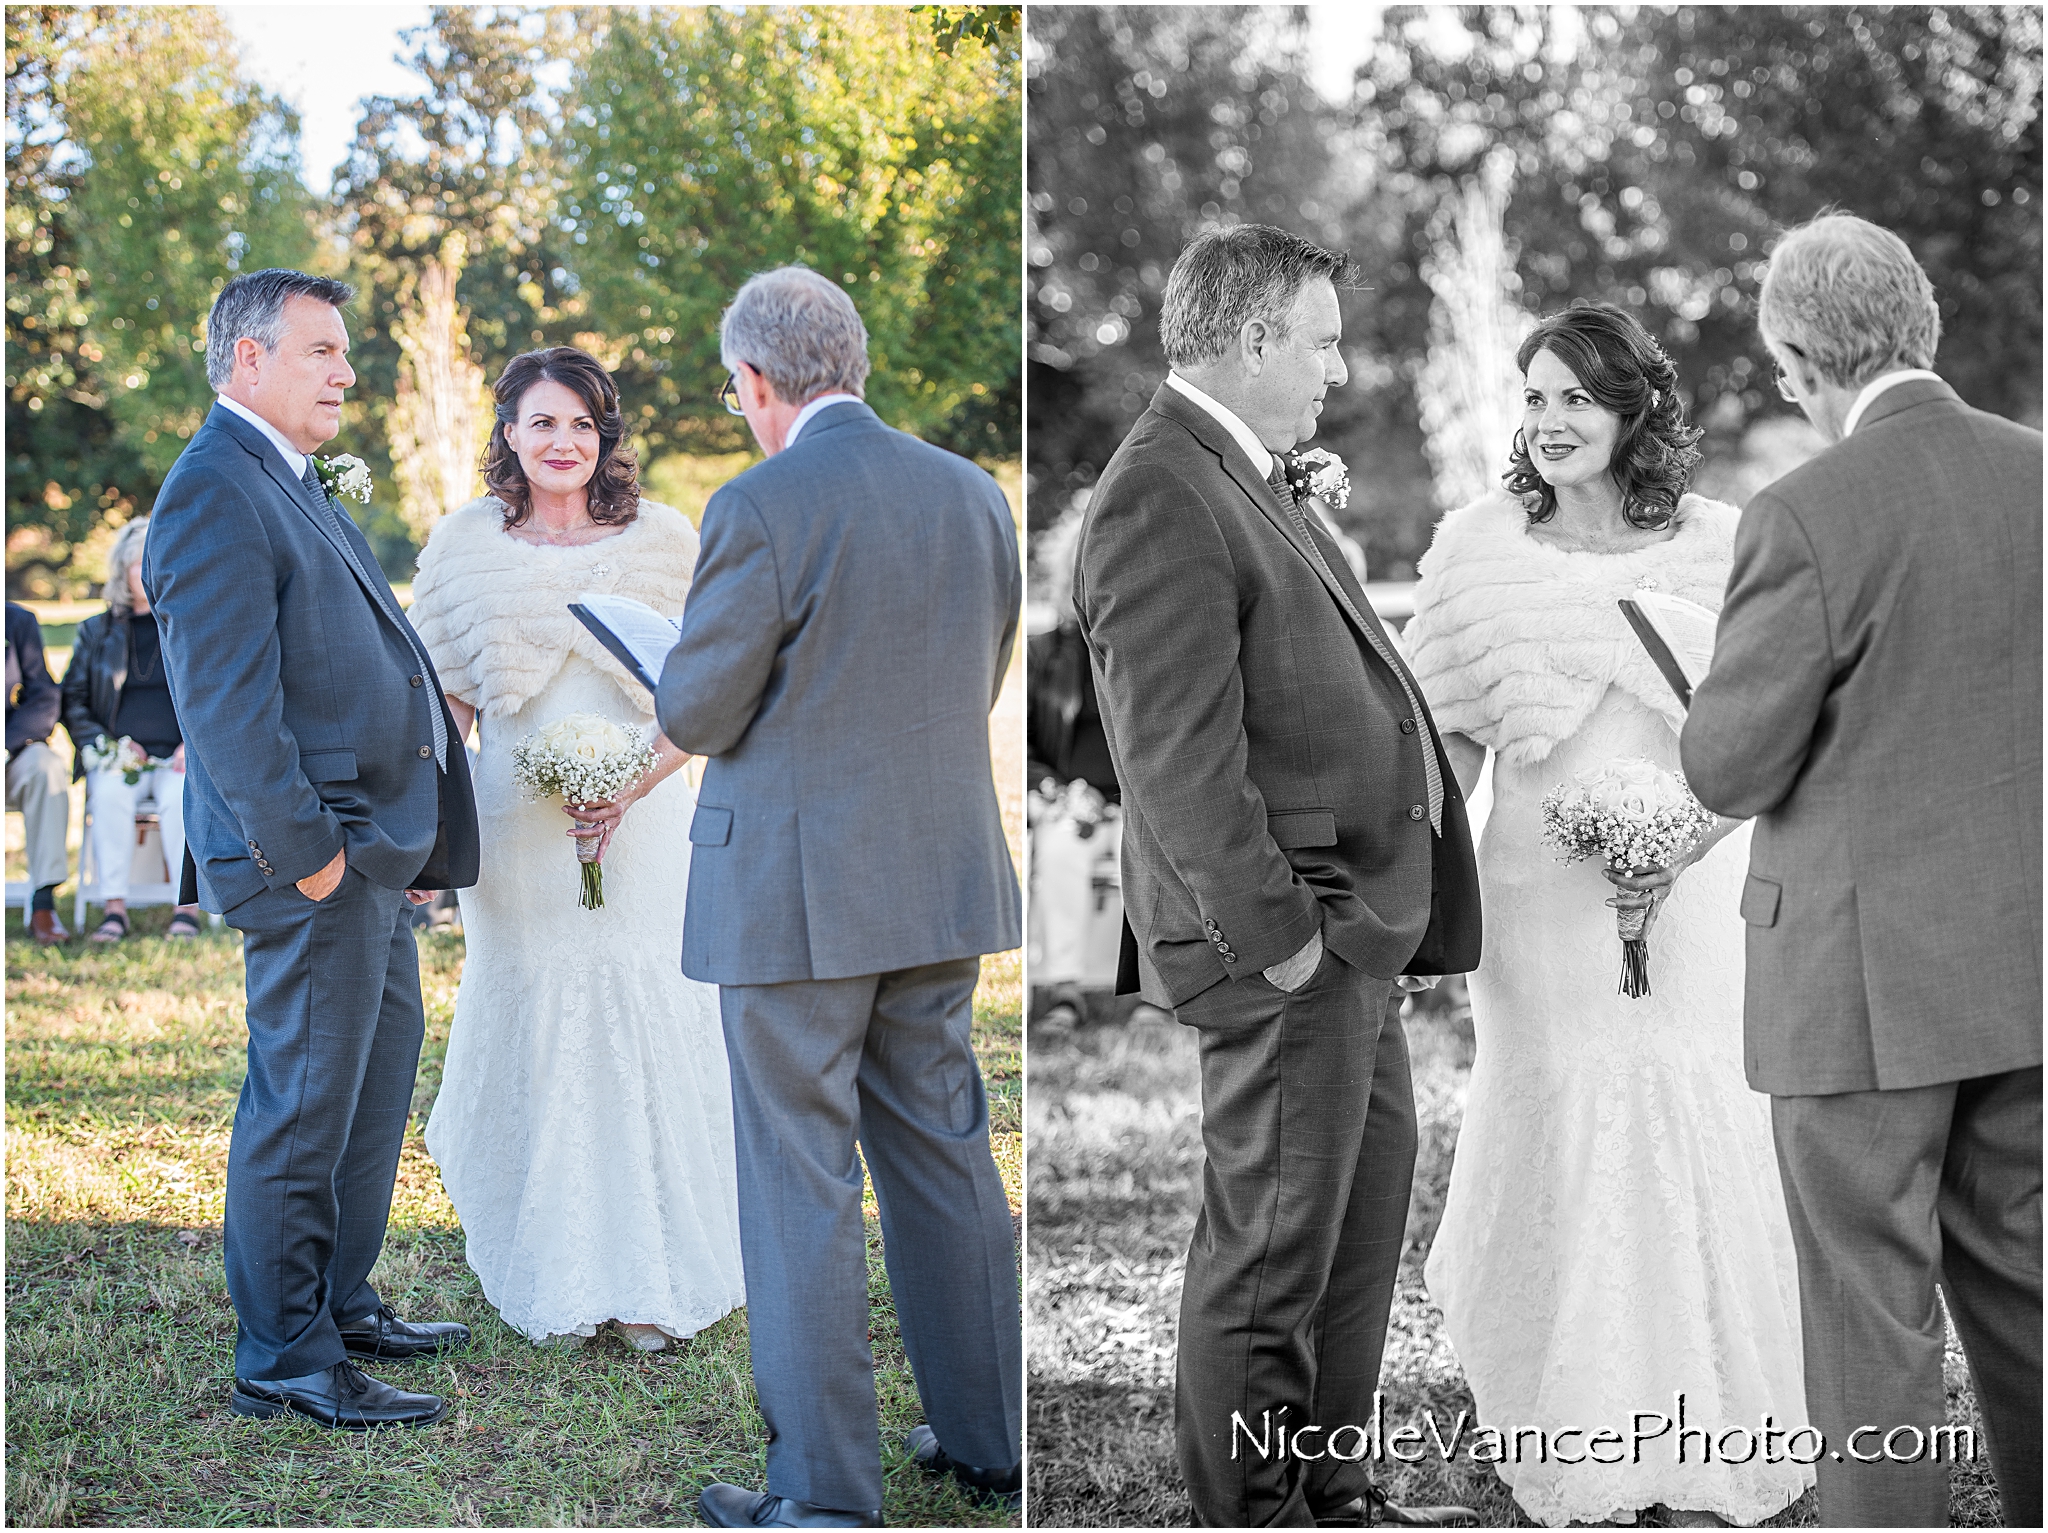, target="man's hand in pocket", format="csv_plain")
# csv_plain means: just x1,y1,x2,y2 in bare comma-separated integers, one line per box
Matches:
297,847,346,901
1262,928,1324,993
